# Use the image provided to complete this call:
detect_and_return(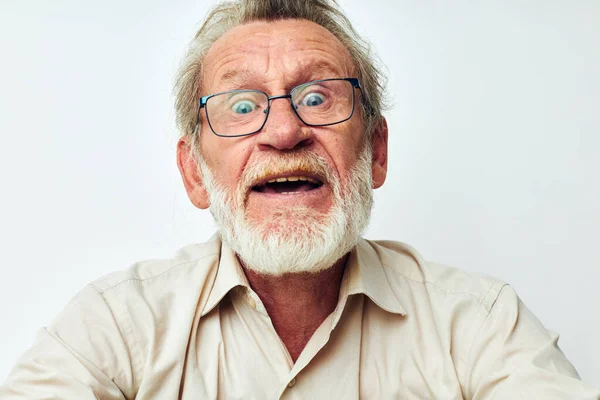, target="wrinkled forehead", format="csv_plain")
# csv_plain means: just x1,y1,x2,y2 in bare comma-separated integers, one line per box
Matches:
202,19,356,92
